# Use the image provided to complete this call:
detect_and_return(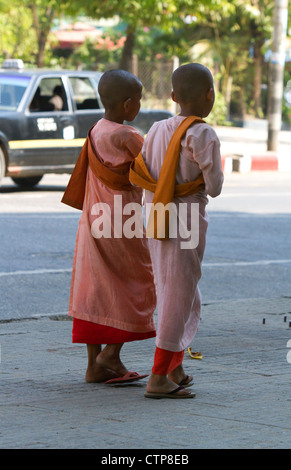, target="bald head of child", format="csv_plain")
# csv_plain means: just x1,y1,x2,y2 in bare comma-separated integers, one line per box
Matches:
171,63,215,118
98,69,143,124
